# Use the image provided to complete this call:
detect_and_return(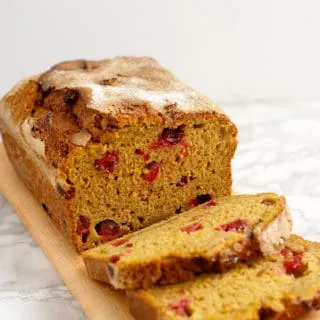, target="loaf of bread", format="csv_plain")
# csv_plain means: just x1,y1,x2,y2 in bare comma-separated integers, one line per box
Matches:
0,57,237,251
128,235,320,320
83,193,291,289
